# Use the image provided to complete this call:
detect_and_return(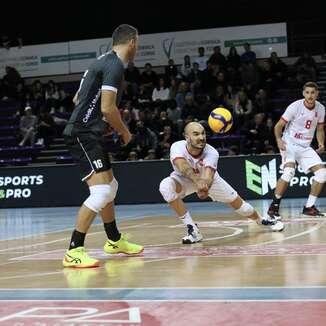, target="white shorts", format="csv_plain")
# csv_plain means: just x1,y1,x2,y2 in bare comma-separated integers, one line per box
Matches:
281,142,322,173
170,171,238,203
